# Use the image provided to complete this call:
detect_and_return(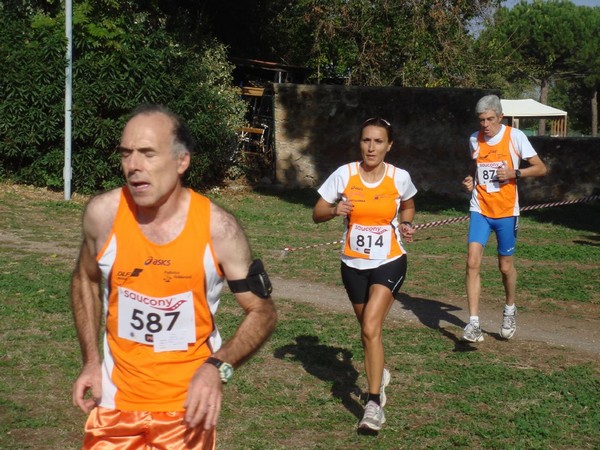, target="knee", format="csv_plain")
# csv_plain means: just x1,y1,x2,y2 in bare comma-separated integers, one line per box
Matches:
498,260,515,276
466,255,481,272
361,322,382,343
